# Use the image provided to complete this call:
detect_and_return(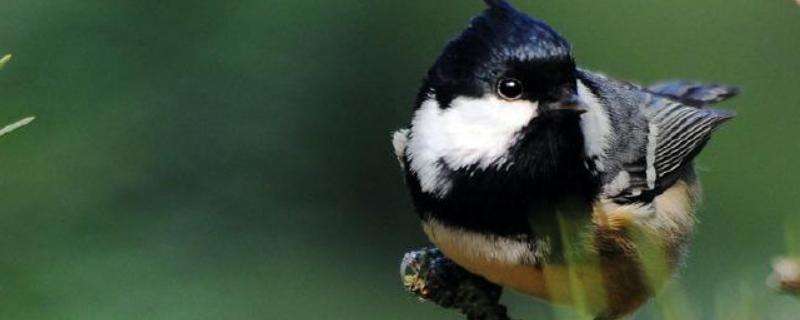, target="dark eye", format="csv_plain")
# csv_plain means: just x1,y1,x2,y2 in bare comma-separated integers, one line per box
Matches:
496,78,524,100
